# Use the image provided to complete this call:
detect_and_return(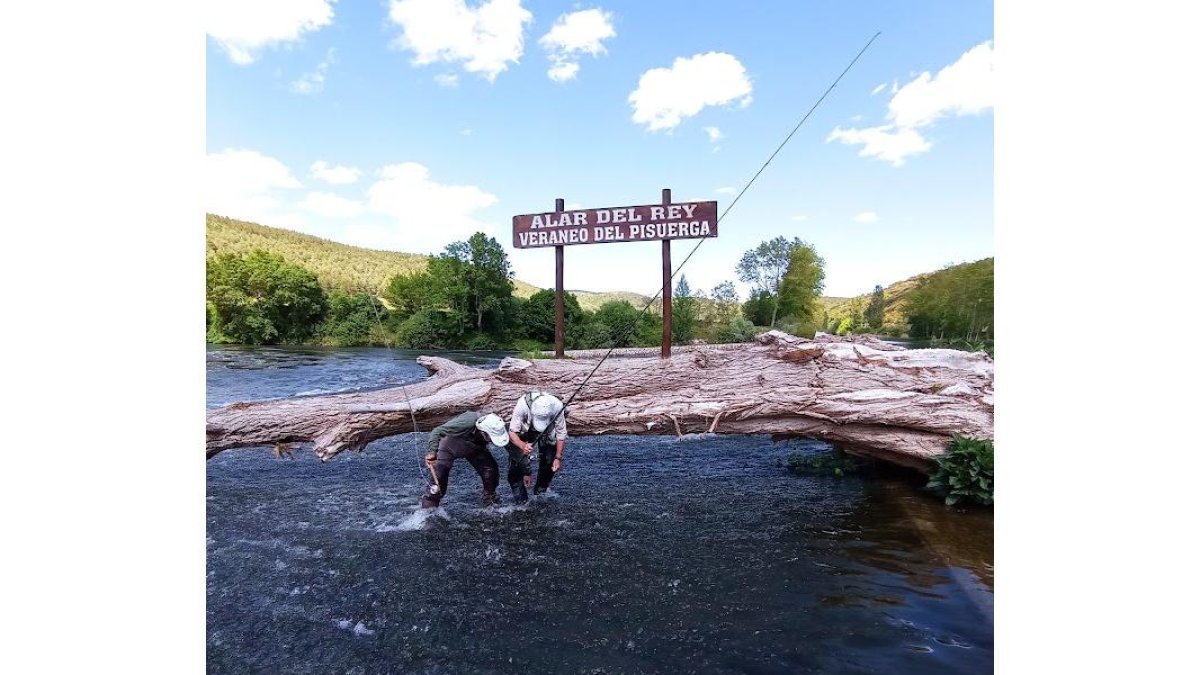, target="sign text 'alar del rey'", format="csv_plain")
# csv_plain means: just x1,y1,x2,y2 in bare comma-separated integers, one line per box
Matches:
512,201,718,249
